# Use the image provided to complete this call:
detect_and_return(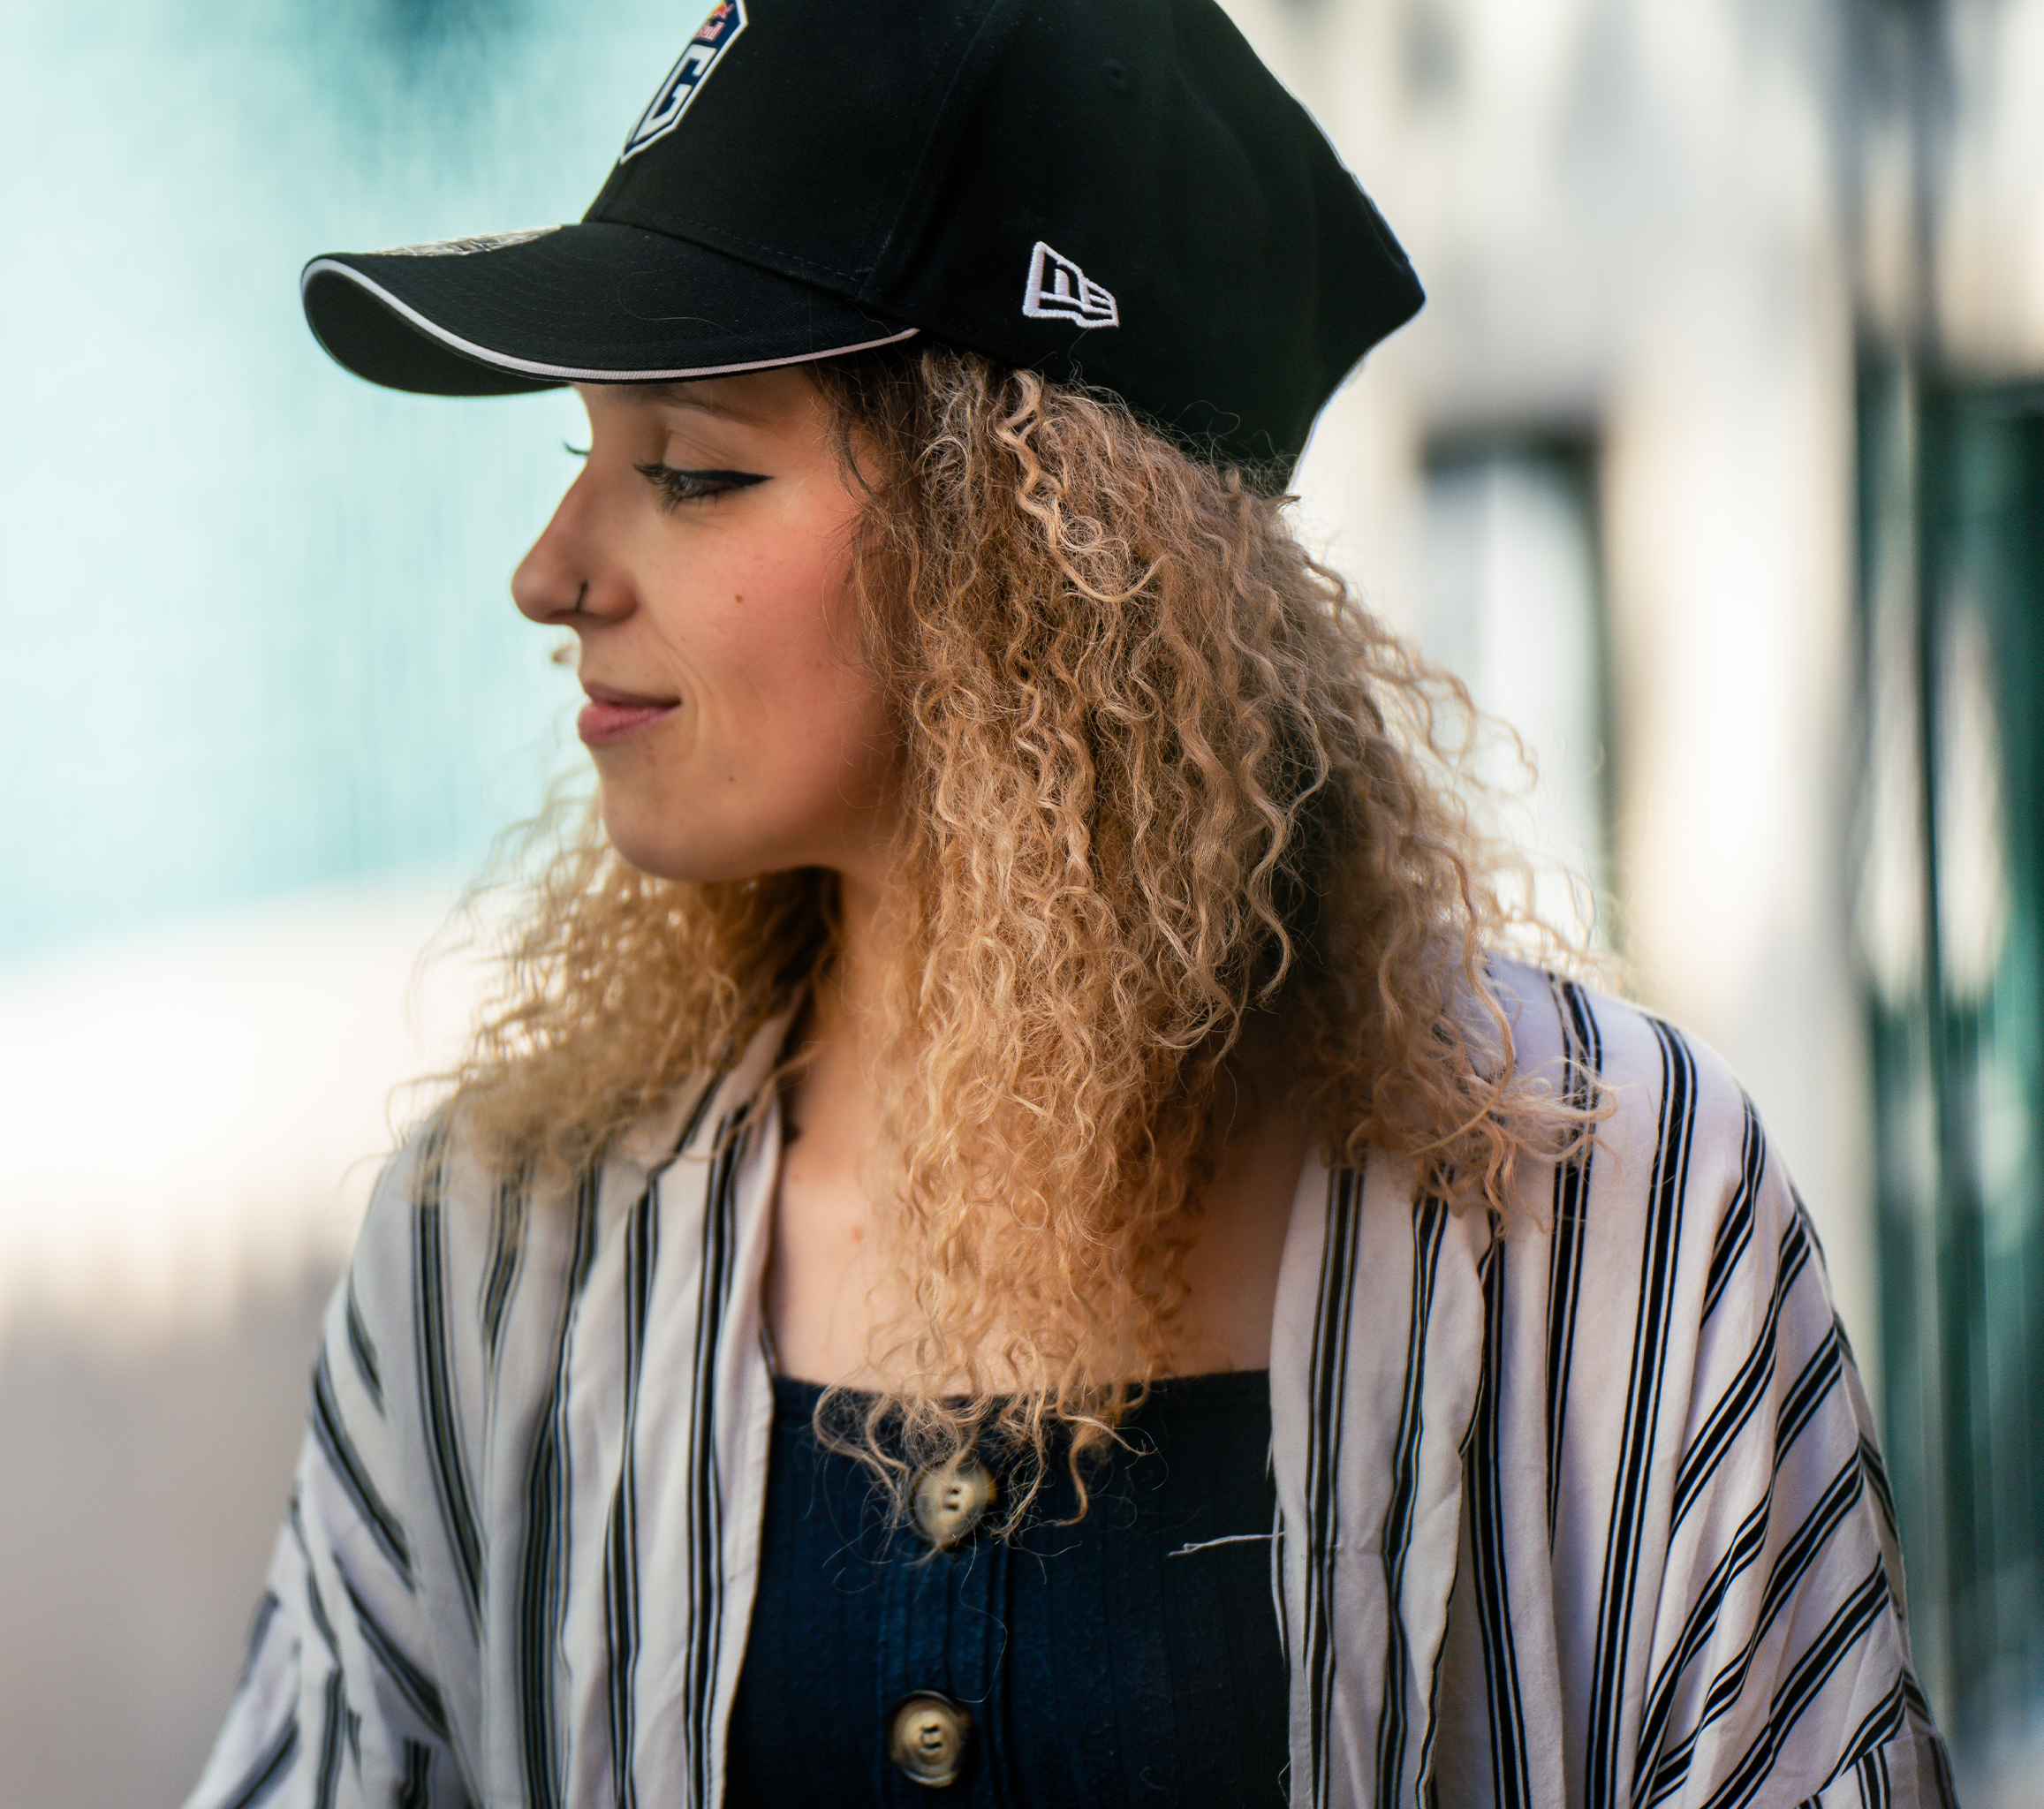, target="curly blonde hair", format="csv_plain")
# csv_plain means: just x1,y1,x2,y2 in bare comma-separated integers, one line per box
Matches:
453,344,1590,1507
